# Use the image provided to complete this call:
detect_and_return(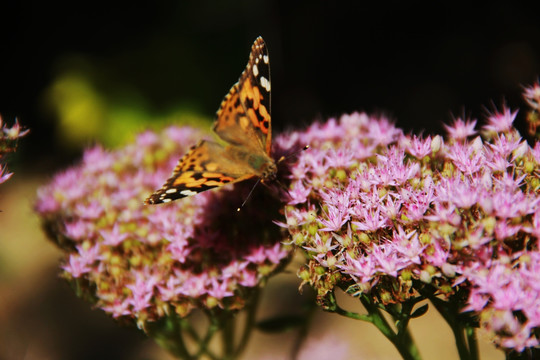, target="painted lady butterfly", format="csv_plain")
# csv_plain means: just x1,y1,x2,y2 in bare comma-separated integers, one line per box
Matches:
145,37,275,204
